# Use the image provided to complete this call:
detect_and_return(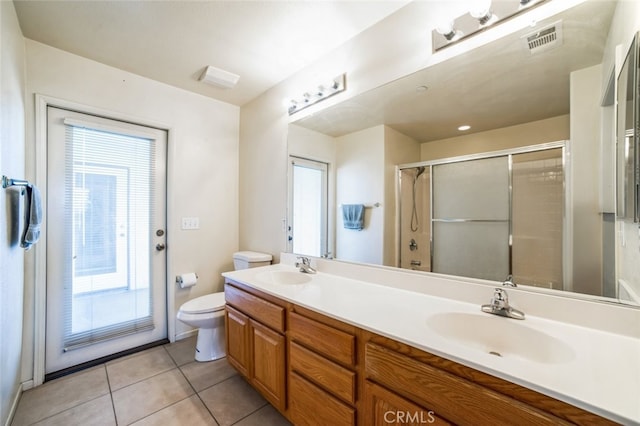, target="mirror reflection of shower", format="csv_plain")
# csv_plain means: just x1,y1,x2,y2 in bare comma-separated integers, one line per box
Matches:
400,166,430,271
411,166,426,232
